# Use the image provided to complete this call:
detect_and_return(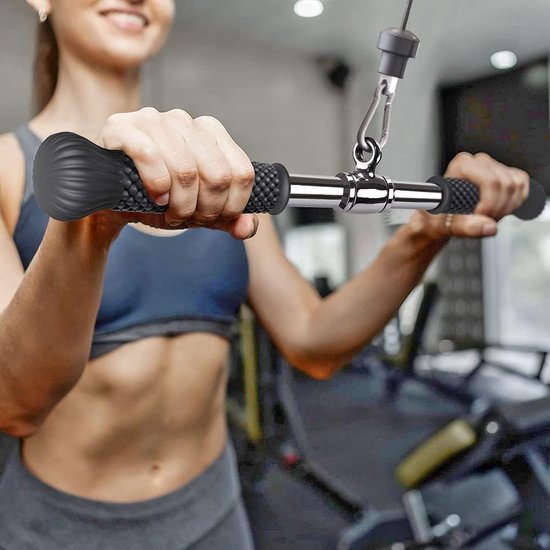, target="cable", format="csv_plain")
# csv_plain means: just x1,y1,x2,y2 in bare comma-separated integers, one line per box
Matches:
400,0,415,30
